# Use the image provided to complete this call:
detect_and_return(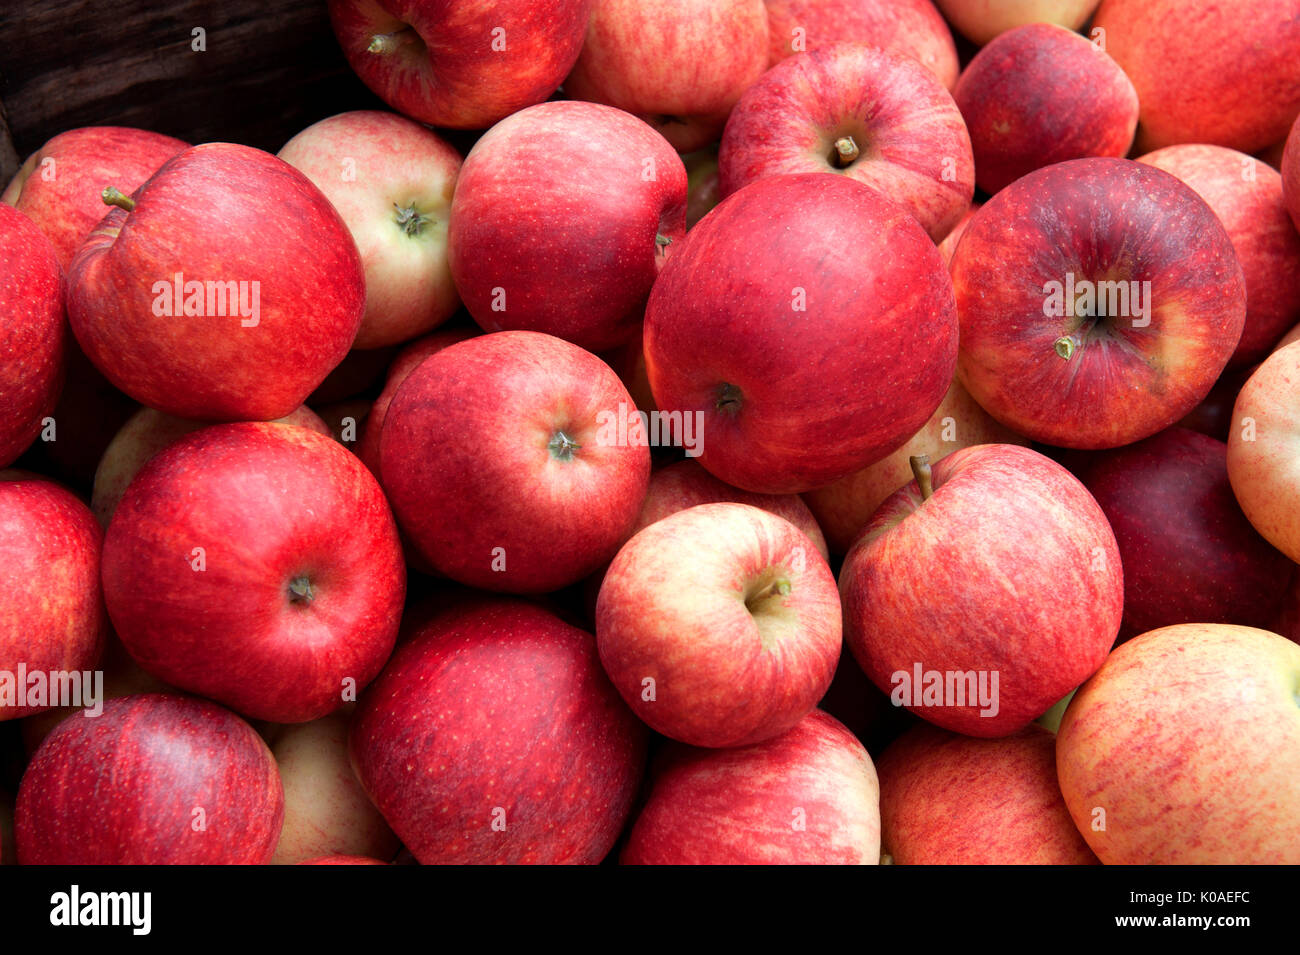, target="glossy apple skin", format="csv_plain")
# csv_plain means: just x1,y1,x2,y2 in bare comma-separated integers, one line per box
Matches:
622,709,879,864
68,143,365,422
351,597,647,864
1058,624,1300,863
1227,342,1300,563
764,0,957,88
16,693,284,864
1138,145,1300,367
955,24,1138,196
720,45,973,242
268,713,399,865
2,126,188,269
0,472,105,721
952,158,1246,449
380,331,650,593
597,503,840,747
804,378,1026,554
564,0,769,153
102,423,406,723
841,444,1124,737
645,173,958,494
935,0,1099,45
92,404,330,527
448,101,686,352
1094,0,1300,154
328,0,592,129
878,724,1098,865
279,111,462,349
1284,116,1300,232
0,205,65,468
1081,427,1294,640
